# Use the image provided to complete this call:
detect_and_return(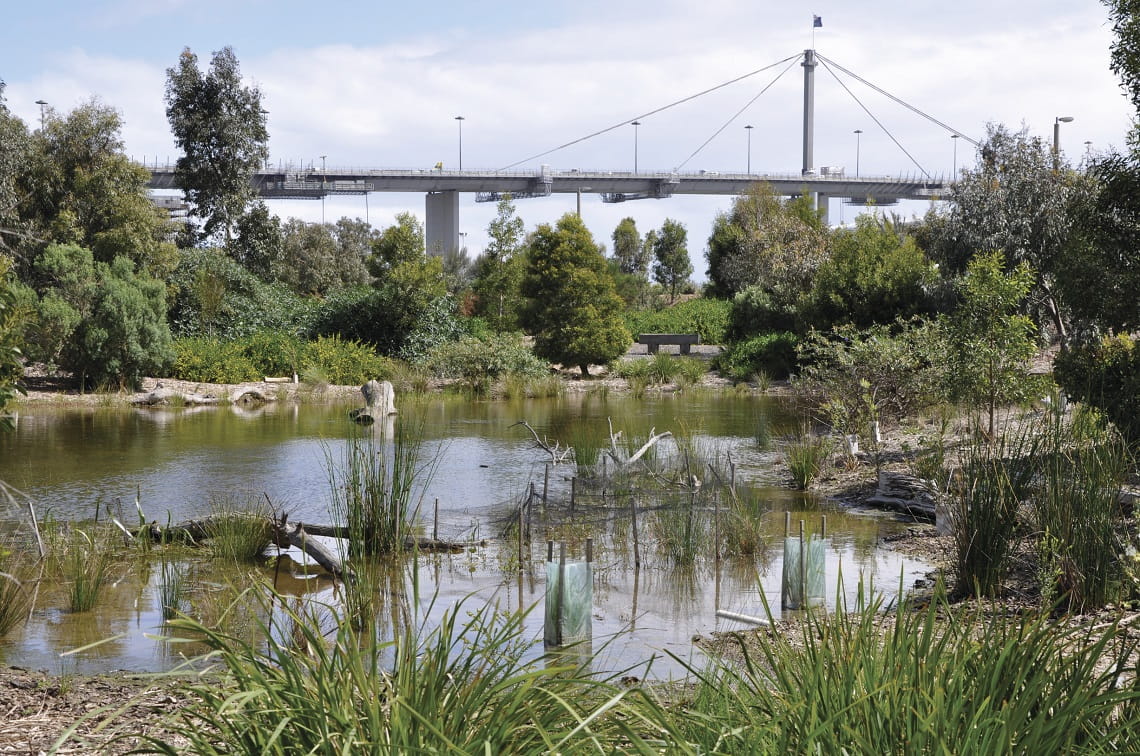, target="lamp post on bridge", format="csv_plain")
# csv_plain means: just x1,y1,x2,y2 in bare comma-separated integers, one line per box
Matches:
320,155,327,224
631,121,641,174
853,129,862,178
1053,116,1074,168
34,99,47,131
455,116,465,170
745,125,753,174
951,134,960,180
